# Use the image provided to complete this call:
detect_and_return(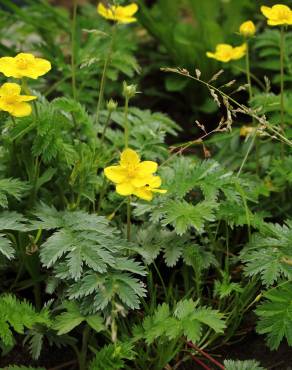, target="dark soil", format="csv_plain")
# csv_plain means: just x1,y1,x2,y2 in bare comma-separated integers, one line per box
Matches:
218,333,292,370
2,332,292,370
0,341,77,370
182,333,292,370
